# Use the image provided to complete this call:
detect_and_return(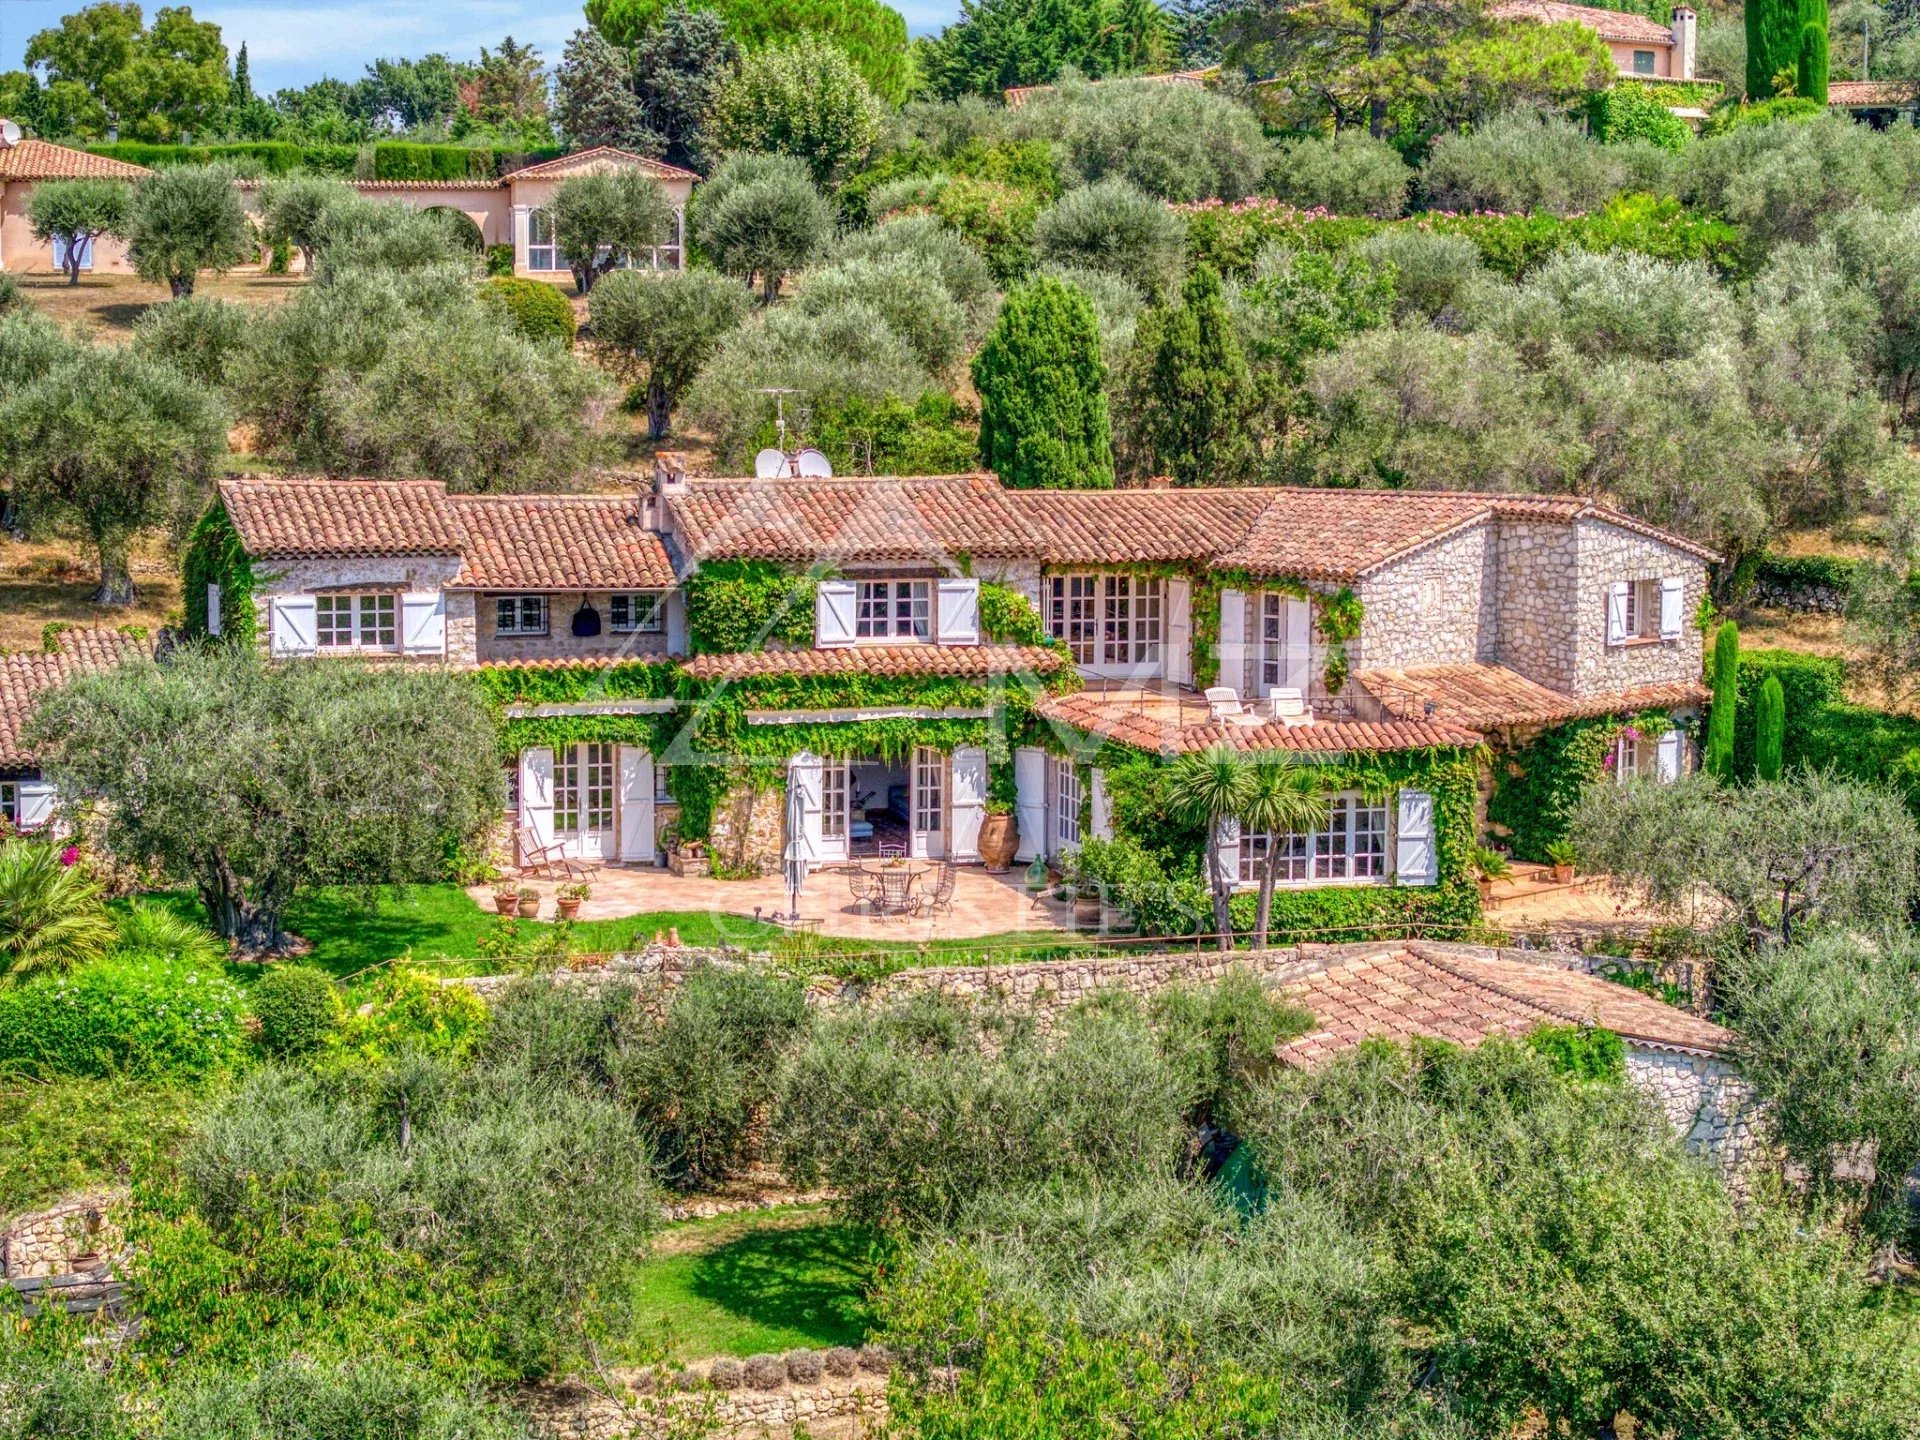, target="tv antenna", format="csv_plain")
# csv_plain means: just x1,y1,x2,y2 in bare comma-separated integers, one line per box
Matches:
758,387,800,456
